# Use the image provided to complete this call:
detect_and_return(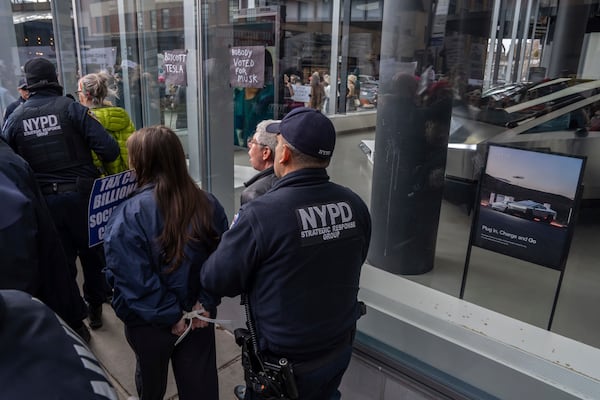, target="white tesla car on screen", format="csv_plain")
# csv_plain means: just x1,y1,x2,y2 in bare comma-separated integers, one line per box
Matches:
505,200,557,222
